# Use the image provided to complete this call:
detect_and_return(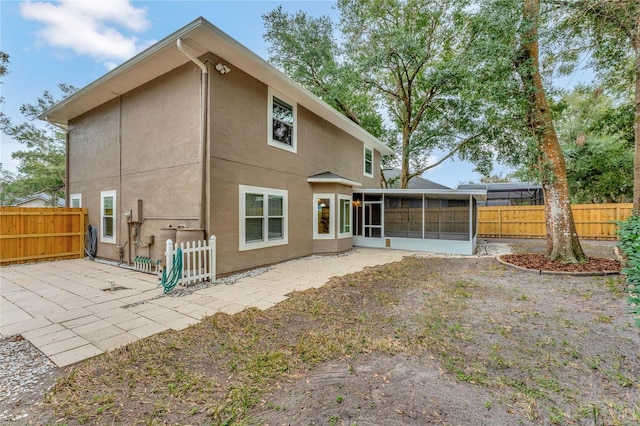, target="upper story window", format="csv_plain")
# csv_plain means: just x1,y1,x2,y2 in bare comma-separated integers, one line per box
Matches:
364,146,373,177
100,190,116,244
268,88,297,153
